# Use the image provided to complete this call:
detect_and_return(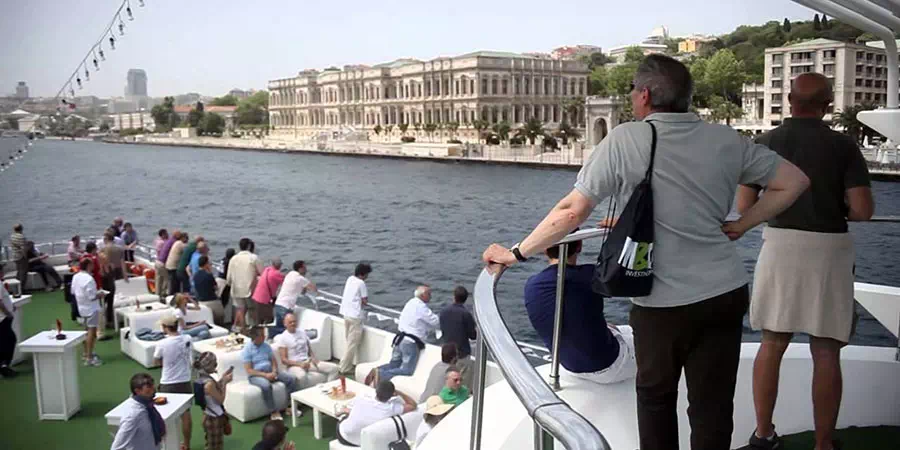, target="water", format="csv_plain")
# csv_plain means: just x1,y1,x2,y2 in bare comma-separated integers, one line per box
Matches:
1,139,898,347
